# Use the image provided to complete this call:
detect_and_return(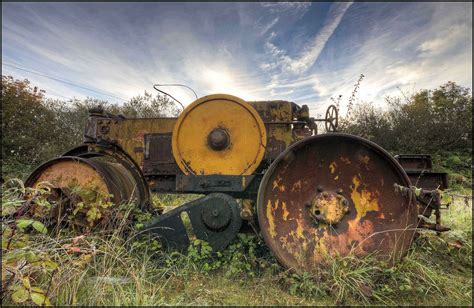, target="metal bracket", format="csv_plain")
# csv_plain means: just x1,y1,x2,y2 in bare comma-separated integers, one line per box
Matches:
176,175,256,193
141,193,242,252
394,184,450,233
